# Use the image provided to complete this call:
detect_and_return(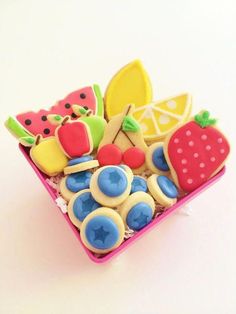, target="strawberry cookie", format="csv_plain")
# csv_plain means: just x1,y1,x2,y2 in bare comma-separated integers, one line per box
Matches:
164,111,230,192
